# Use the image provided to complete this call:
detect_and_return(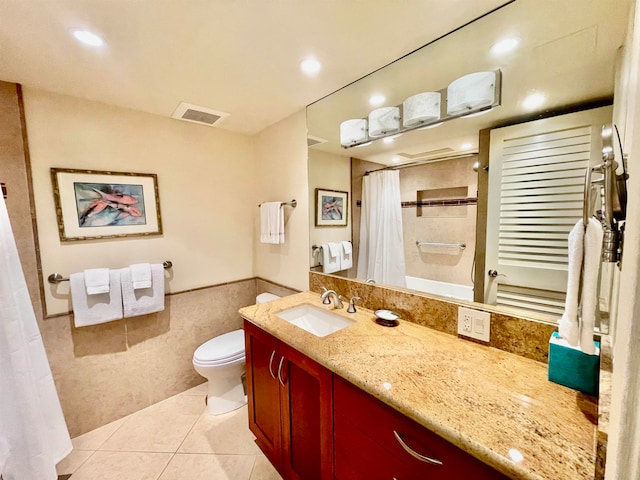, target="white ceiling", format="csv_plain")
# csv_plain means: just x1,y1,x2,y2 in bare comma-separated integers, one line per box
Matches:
0,0,510,135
